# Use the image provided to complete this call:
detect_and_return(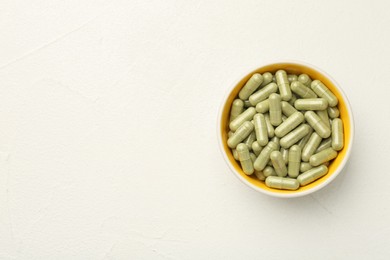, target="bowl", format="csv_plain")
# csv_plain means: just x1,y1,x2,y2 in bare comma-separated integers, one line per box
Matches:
217,61,354,198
